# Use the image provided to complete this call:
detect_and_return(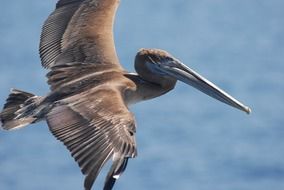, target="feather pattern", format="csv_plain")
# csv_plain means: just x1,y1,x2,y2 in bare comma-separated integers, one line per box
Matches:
40,0,83,68
46,89,137,190
39,0,120,69
46,63,121,91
